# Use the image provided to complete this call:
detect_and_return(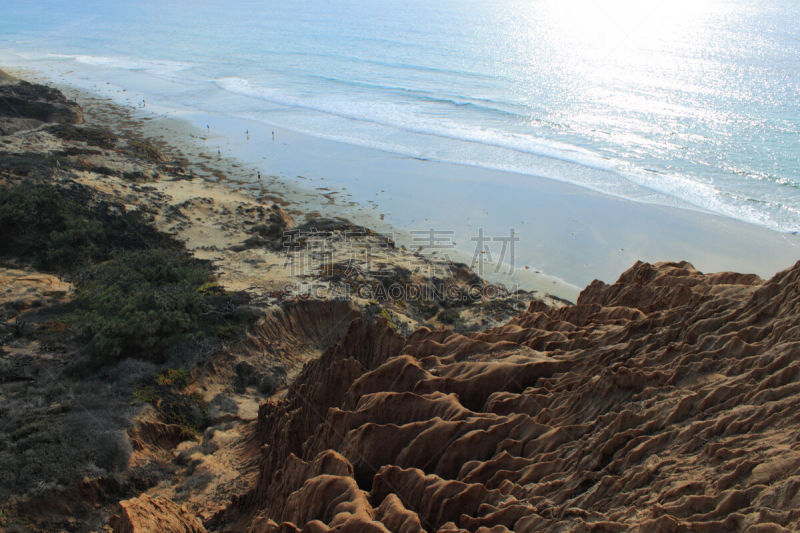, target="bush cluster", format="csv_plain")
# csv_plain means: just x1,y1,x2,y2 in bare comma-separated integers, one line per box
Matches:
0,182,249,365
71,248,217,364
133,368,208,431
0,182,174,273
